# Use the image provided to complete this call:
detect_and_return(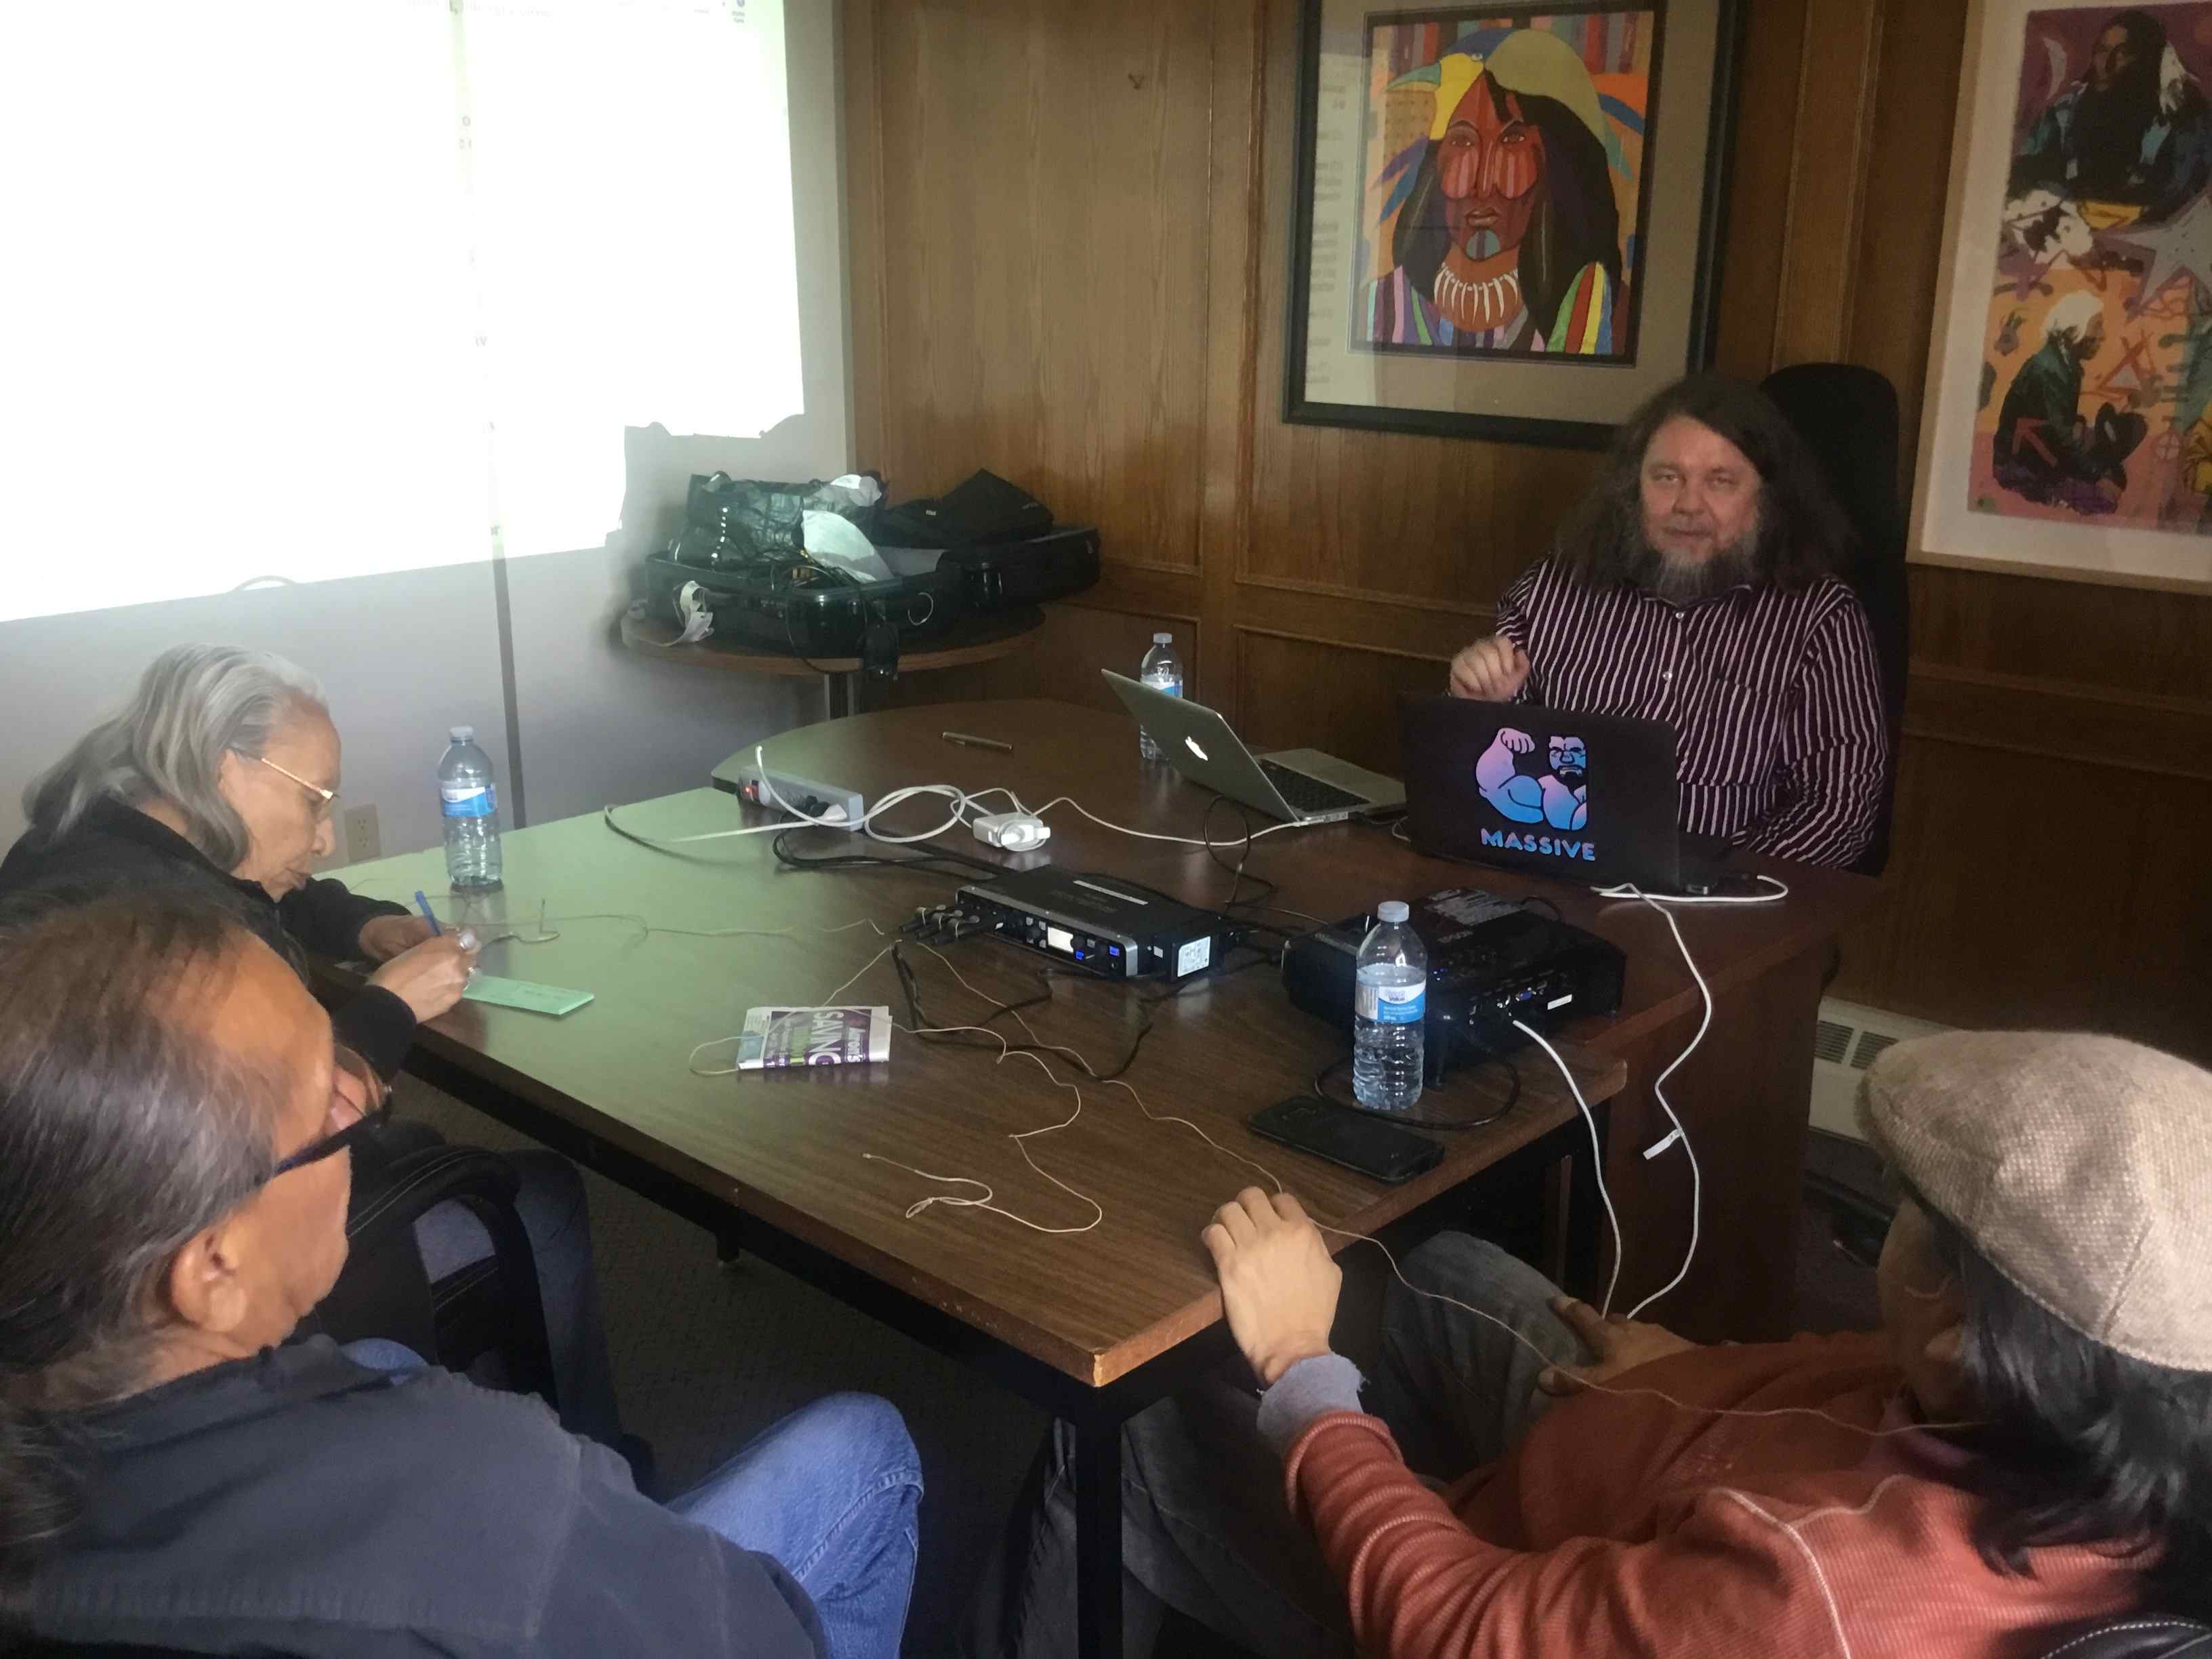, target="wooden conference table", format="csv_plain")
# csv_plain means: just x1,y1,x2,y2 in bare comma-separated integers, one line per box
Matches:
323,700,1871,1656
